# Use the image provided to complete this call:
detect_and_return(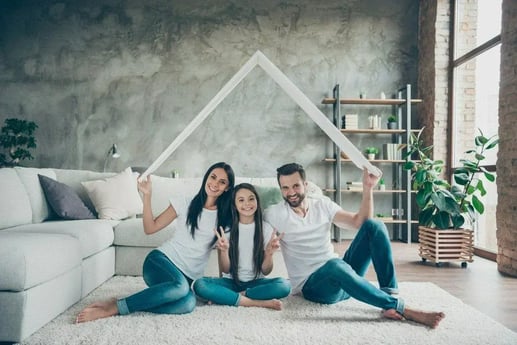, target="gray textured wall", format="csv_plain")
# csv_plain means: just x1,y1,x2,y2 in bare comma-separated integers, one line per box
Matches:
0,0,418,185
